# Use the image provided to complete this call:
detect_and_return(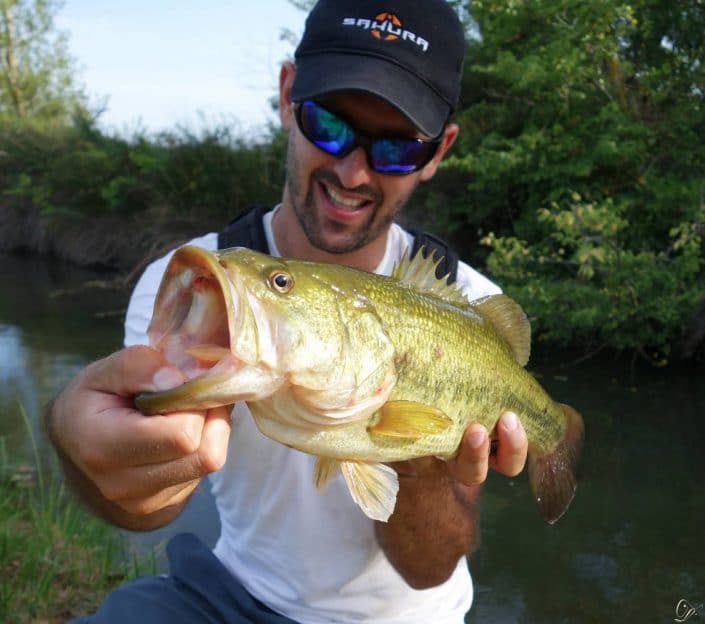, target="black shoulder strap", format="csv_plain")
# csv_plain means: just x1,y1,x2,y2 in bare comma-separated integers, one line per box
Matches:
408,228,459,285
218,211,459,284
217,205,270,252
